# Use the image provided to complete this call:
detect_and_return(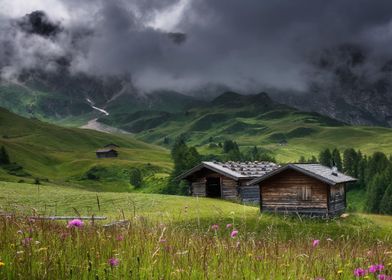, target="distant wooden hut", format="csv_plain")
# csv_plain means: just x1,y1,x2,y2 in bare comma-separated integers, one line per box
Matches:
96,148,118,159
248,164,356,217
177,161,279,203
